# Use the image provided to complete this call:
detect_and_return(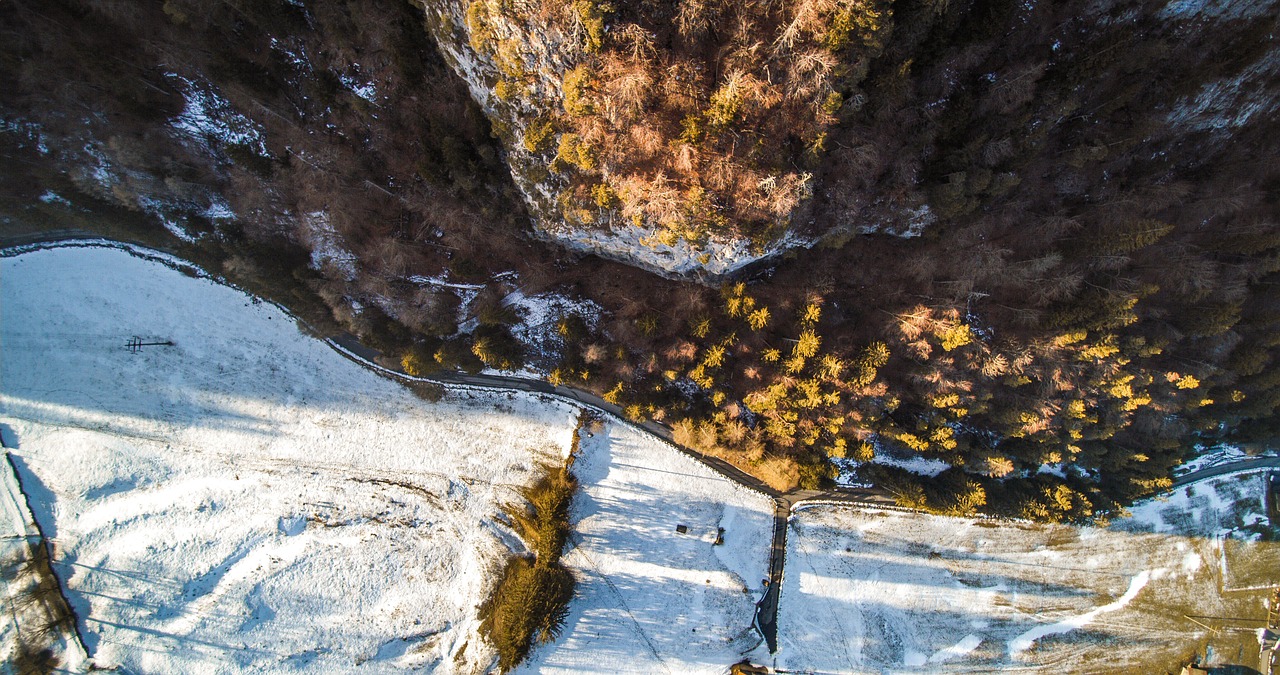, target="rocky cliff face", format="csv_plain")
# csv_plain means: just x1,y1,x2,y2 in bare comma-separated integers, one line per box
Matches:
411,0,1280,281
415,0,898,279
8,0,1278,284
5,0,1280,515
